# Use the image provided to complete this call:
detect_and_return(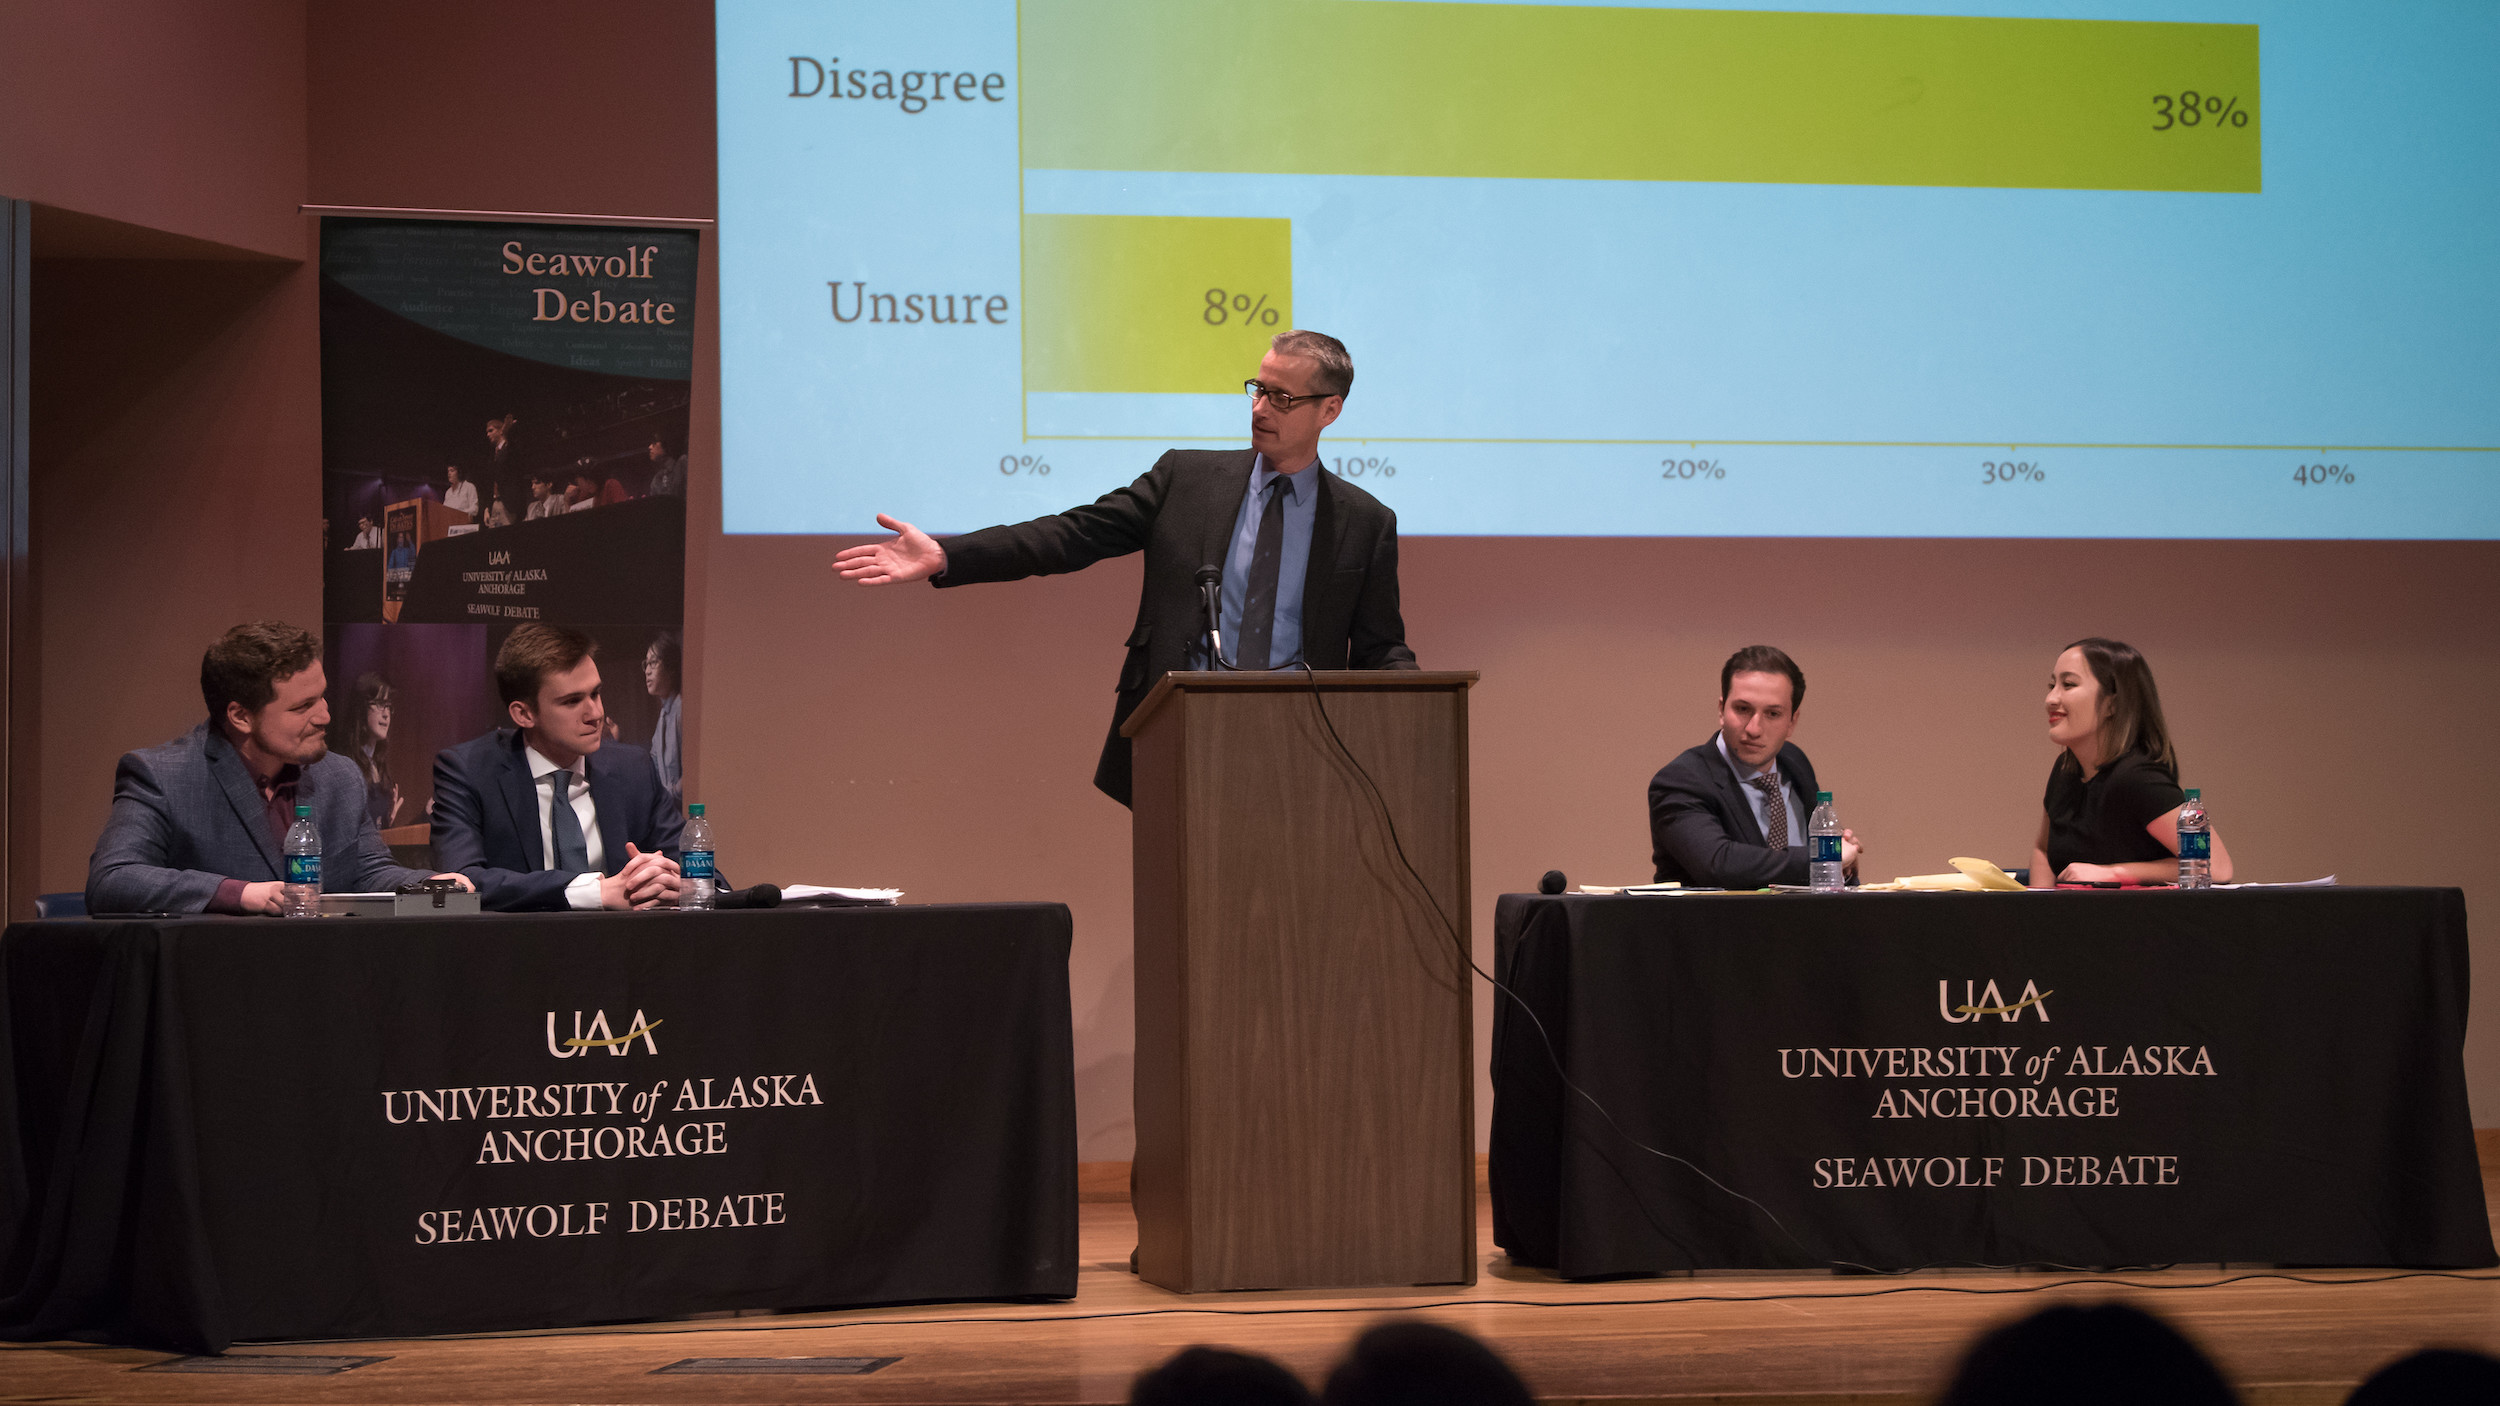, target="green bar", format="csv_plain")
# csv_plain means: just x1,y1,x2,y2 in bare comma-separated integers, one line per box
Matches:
1021,1,2260,193
1023,214,1294,394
